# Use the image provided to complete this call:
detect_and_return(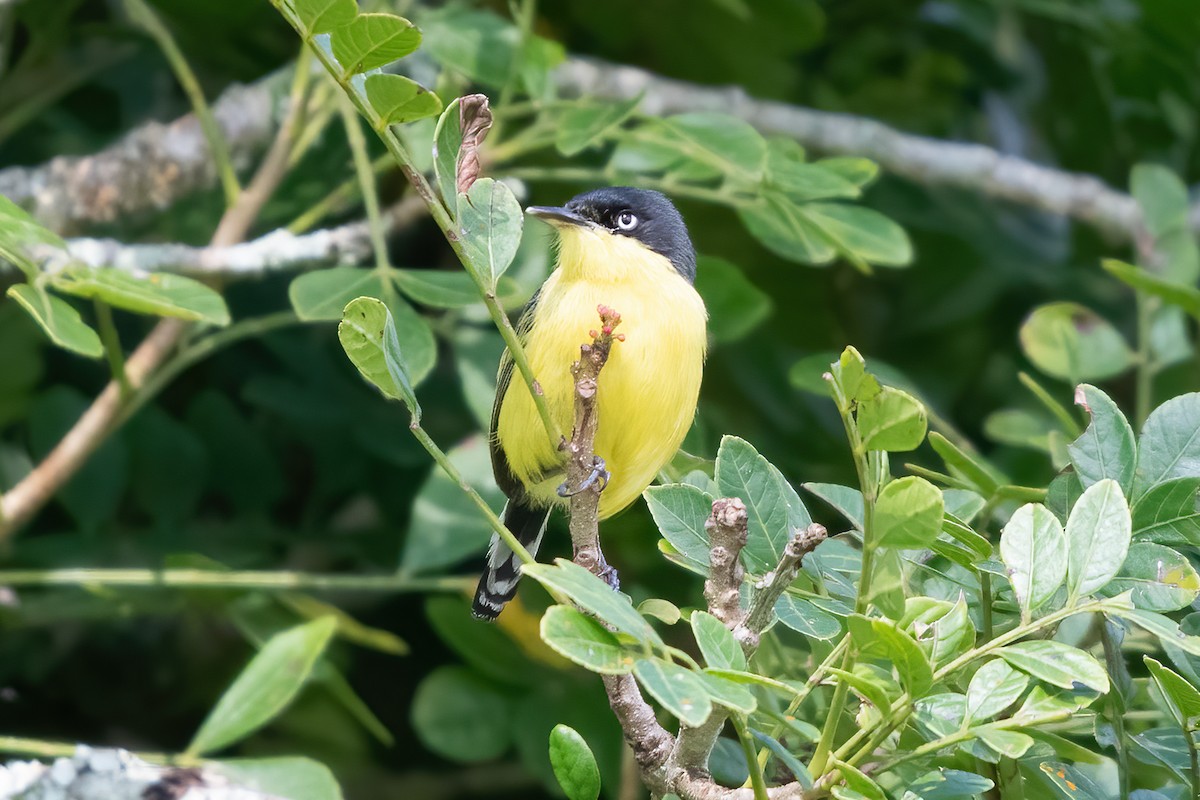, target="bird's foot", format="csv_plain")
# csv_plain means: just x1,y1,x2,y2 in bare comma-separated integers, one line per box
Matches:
556,456,610,497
